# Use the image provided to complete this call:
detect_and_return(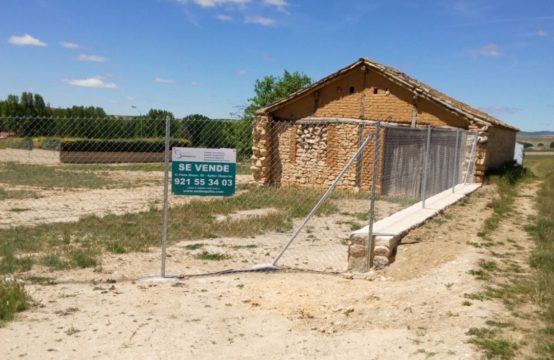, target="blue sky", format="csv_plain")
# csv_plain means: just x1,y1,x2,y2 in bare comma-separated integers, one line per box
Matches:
1,0,553,131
